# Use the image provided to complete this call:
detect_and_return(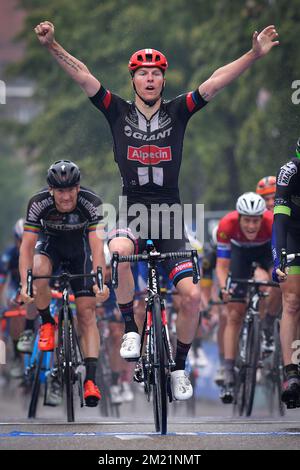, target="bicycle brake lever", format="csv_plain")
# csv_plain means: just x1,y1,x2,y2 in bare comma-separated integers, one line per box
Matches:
191,250,200,284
